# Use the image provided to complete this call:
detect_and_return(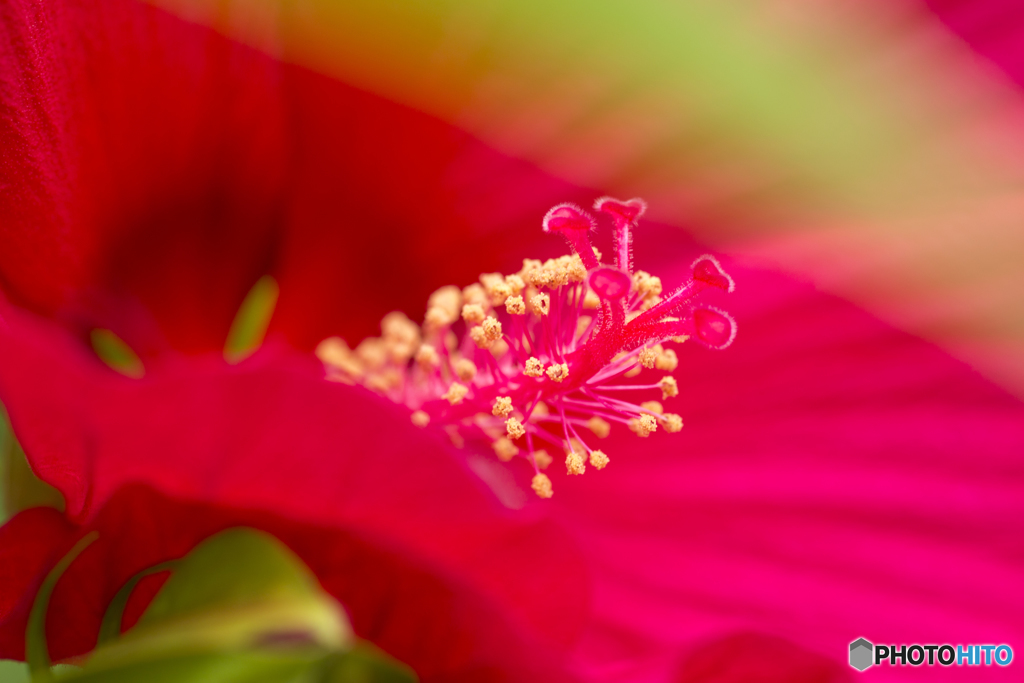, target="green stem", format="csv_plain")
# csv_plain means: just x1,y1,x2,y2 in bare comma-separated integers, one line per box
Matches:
27,532,99,681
